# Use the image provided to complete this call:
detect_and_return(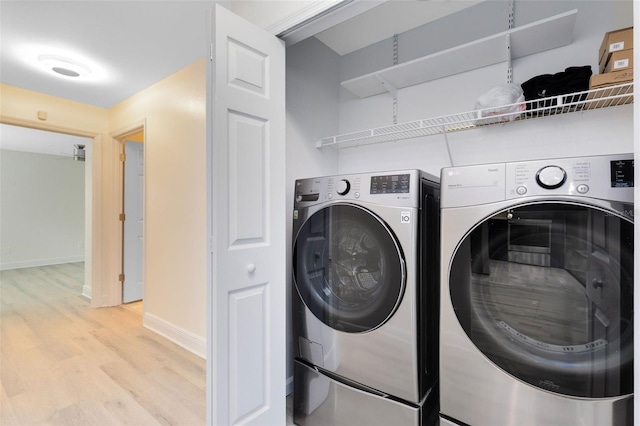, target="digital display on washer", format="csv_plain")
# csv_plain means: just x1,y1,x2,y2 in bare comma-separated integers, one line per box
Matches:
611,159,634,187
370,174,410,194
